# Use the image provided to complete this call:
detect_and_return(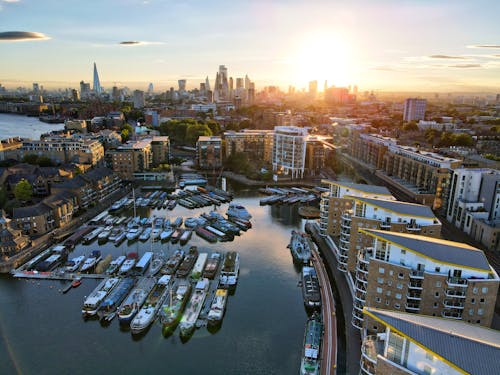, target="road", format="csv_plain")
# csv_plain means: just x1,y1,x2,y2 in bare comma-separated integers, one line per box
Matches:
311,245,337,374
